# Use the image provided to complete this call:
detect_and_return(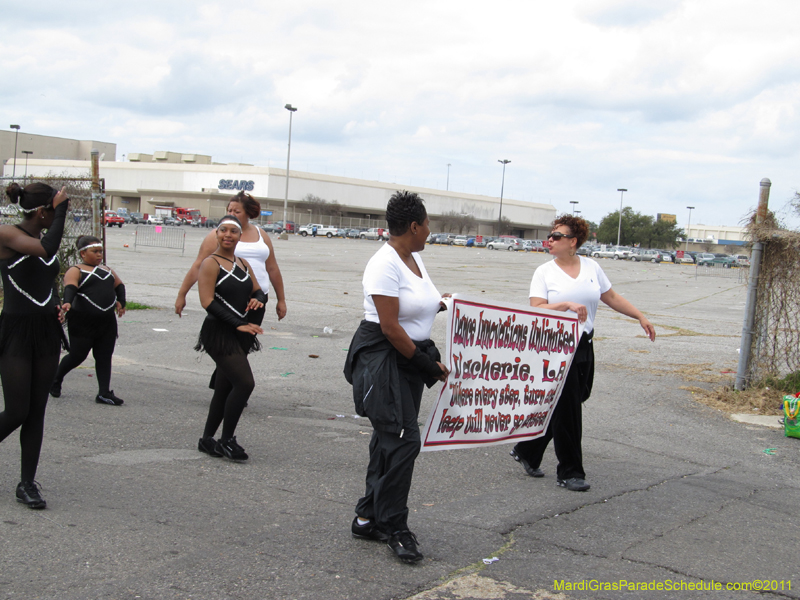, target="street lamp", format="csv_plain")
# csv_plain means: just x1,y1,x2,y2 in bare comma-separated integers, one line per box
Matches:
22,150,32,183
282,104,297,233
498,159,511,233
446,164,451,191
685,206,695,252
616,188,627,246
10,125,20,180
570,200,579,215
